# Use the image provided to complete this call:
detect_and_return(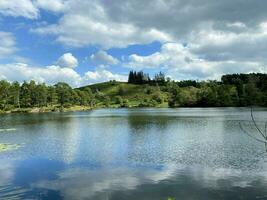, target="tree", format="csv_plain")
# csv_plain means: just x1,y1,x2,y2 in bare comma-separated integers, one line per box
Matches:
217,85,235,106
55,82,72,106
196,84,218,107
168,86,183,107
20,81,31,108
0,80,10,109
244,83,262,106
35,83,48,107
28,80,37,106
47,86,58,106
10,81,20,108
83,87,95,107
128,70,150,84
154,71,165,84
128,71,134,83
